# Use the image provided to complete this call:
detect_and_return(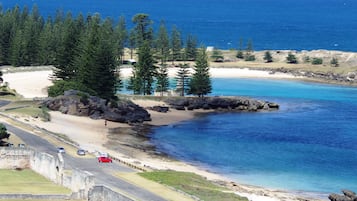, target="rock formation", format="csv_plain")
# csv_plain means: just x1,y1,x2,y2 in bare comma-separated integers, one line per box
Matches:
42,90,151,123
164,96,279,111
329,190,357,201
